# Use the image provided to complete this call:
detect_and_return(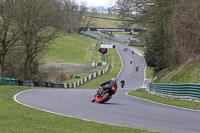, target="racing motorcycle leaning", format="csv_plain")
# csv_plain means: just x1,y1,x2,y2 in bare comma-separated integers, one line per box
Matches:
91,86,116,103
